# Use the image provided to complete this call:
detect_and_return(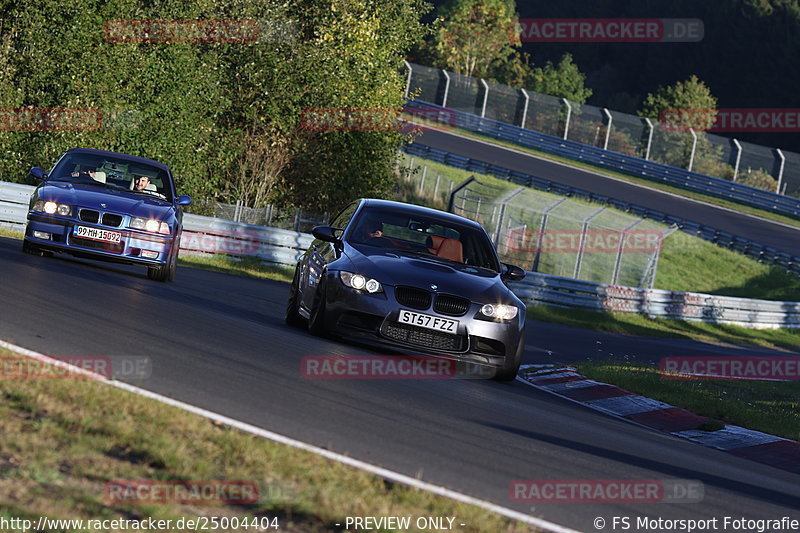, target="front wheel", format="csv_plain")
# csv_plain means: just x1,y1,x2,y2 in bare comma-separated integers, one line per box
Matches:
493,337,524,382
307,279,329,337
147,252,176,282
22,239,51,257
